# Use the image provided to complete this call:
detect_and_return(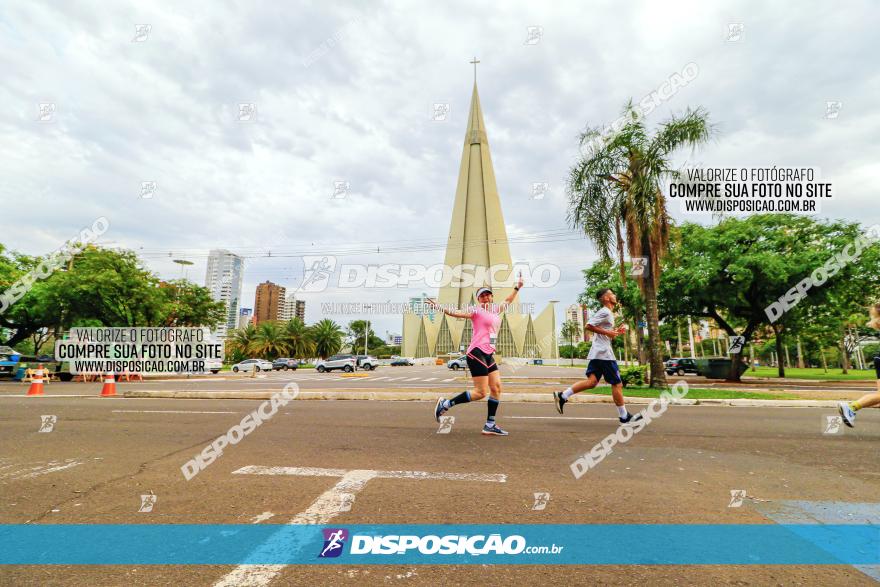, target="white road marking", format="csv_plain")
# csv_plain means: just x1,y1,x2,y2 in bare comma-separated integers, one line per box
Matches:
422,378,437,382
403,377,421,382
509,416,617,421
250,511,275,524
441,378,455,382
1,459,83,480
112,410,235,414
215,466,505,586
369,376,388,381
